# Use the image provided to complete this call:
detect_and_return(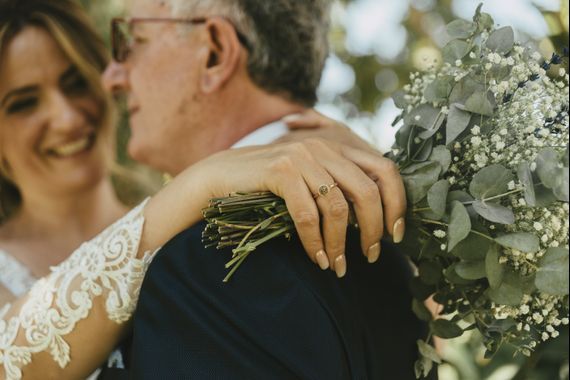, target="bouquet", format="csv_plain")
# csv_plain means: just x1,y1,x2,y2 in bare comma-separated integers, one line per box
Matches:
202,5,569,378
